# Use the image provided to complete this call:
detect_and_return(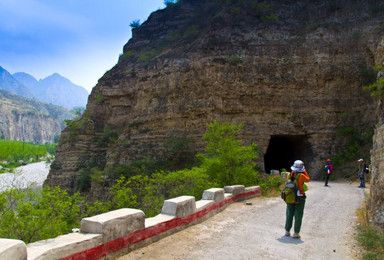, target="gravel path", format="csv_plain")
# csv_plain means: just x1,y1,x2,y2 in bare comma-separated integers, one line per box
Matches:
120,181,366,260
0,161,51,192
